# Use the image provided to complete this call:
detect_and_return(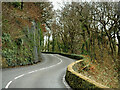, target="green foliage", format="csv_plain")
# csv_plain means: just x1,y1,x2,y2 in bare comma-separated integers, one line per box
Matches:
65,71,100,89
3,19,9,23
2,32,36,68
15,38,23,46
2,48,15,66
2,33,11,45
2,19,10,31
11,2,21,8
16,20,21,25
